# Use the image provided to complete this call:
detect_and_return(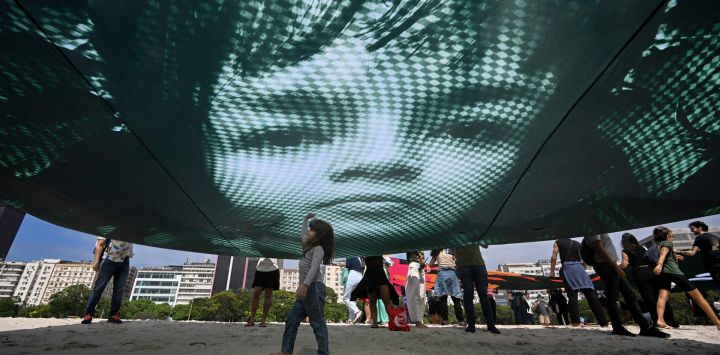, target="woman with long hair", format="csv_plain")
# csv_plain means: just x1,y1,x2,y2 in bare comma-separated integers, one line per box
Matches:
652,226,720,330
272,213,334,355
